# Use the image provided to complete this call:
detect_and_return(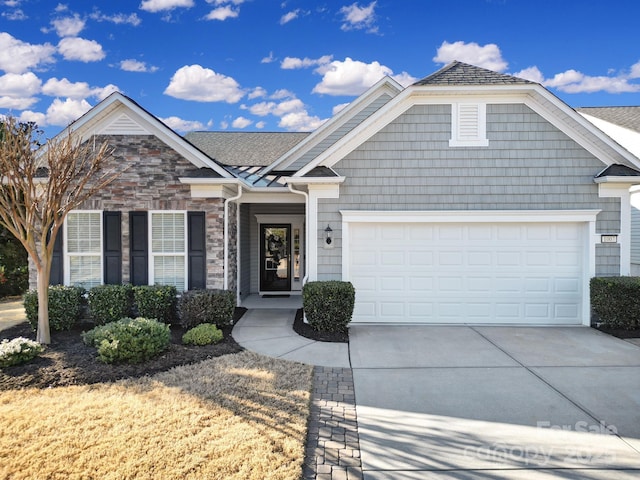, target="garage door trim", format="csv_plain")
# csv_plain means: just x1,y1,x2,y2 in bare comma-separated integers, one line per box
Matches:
341,210,600,326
